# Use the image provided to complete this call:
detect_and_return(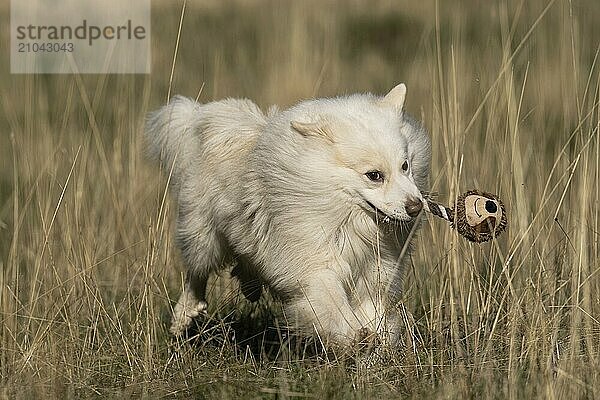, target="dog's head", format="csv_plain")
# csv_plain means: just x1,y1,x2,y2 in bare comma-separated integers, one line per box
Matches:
290,83,431,223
